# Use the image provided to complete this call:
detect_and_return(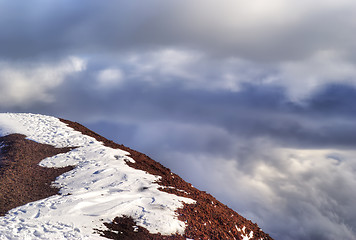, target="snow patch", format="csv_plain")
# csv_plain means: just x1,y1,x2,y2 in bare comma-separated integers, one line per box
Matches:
0,113,195,239
236,225,254,240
